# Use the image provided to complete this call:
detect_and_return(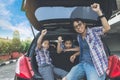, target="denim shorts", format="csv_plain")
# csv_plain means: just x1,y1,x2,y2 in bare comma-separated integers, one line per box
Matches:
66,62,106,80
